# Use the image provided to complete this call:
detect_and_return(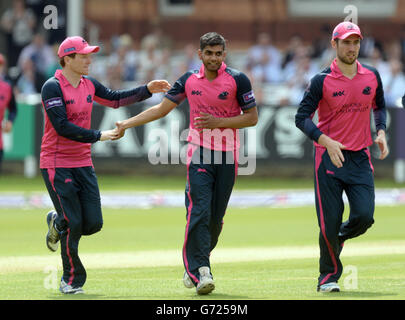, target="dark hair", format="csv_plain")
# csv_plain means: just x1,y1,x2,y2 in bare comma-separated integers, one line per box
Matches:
59,53,76,67
200,32,226,51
